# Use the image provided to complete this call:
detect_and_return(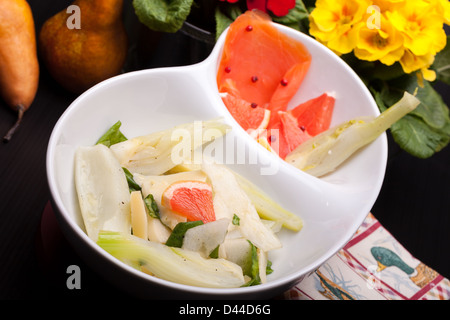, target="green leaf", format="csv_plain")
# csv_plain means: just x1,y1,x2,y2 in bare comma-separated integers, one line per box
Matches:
133,0,194,33
214,4,242,41
165,221,203,248
122,167,142,192
432,36,450,85
390,114,450,158
241,241,261,287
208,245,219,259
232,214,240,226
371,75,450,158
215,7,234,41
144,194,160,219
266,260,273,275
96,121,127,147
371,62,406,82
385,76,450,130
